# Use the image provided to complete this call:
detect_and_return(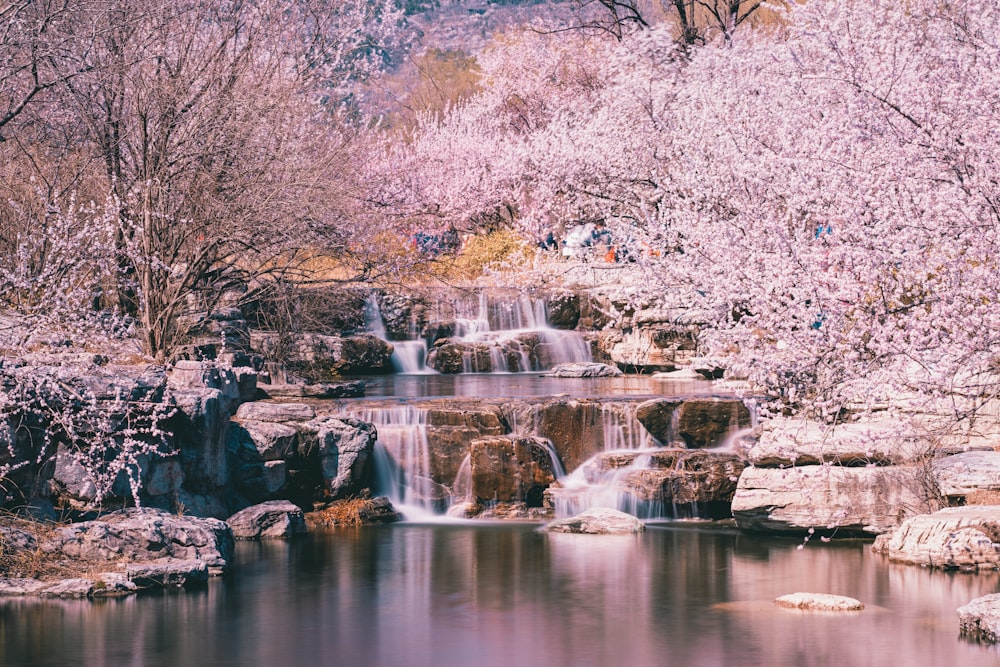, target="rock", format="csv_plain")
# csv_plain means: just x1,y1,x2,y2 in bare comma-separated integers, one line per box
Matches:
545,362,622,378
635,399,683,445
542,507,645,534
168,360,247,413
774,593,864,612
0,526,38,552
871,506,1000,570
169,387,231,490
259,381,365,399
748,418,930,467
732,465,939,535
675,399,752,449
91,572,138,597
126,559,209,587
426,340,495,373
0,578,48,596
44,508,233,572
534,399,613,473
236,420,299,461
306,496,401,527
468,436,558,506
933,451,1000,500
235,401,316,423
546,294,581,330
250,332,393,376
226,500,306,539
615,449,744,506
310,417,376,499
958,593,1000,644
38,578,96,598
